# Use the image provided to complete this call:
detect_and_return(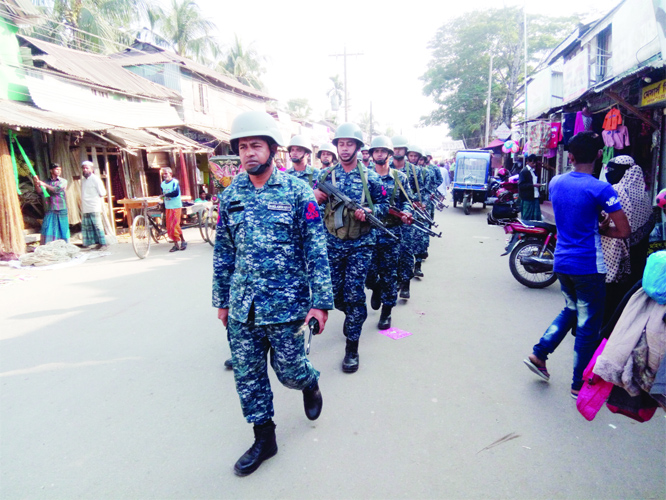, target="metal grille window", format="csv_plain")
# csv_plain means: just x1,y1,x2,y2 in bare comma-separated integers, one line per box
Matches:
596,26,612,82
